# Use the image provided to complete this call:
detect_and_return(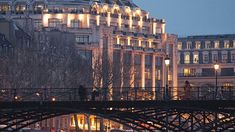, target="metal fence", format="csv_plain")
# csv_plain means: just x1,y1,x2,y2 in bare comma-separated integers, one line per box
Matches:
0,86,234,102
